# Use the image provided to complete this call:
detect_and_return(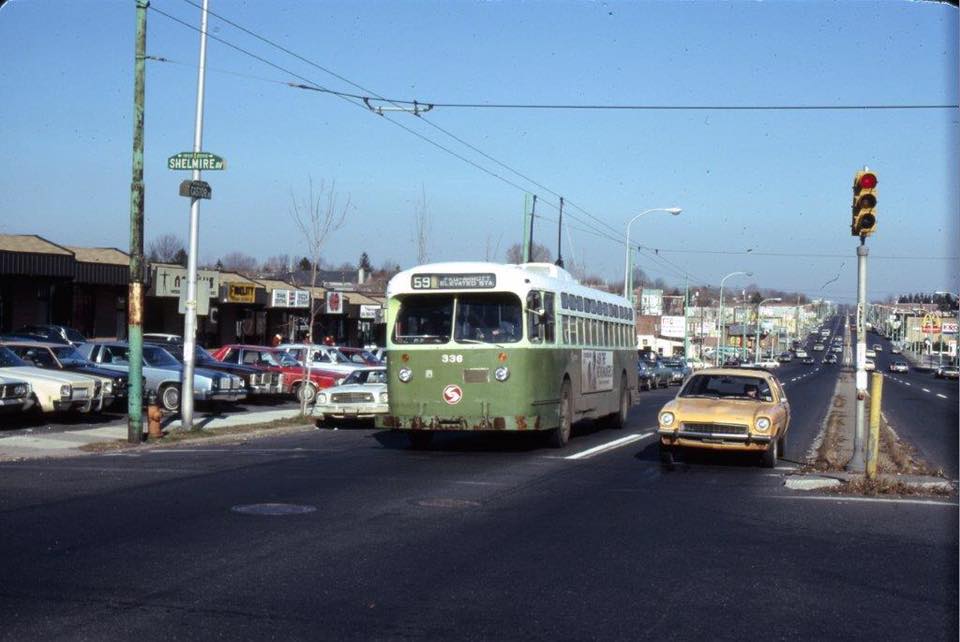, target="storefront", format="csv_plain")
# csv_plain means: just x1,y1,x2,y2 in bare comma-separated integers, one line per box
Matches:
215,272,267,347
257,279,311,343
